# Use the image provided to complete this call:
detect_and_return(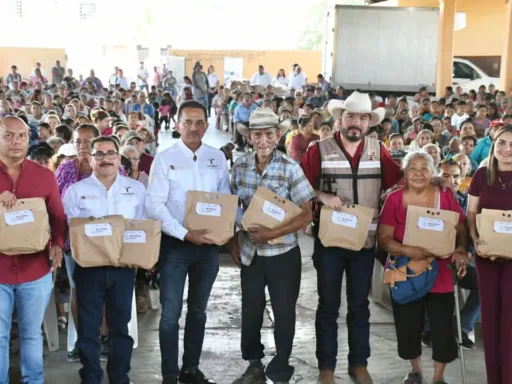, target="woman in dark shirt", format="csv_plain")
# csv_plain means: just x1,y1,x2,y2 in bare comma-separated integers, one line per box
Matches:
467,125,512,384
